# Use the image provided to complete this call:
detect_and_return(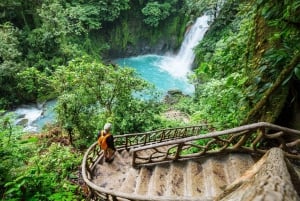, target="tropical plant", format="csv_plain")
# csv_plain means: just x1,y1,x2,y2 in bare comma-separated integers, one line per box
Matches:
113,96,164,133
190,73,249,129
52,56,162,143
184,0,226,17
0,111,83,200
189,2,254,128
3,142,82,201
0,22,22,108
16,67,55,102
142,1,173,27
